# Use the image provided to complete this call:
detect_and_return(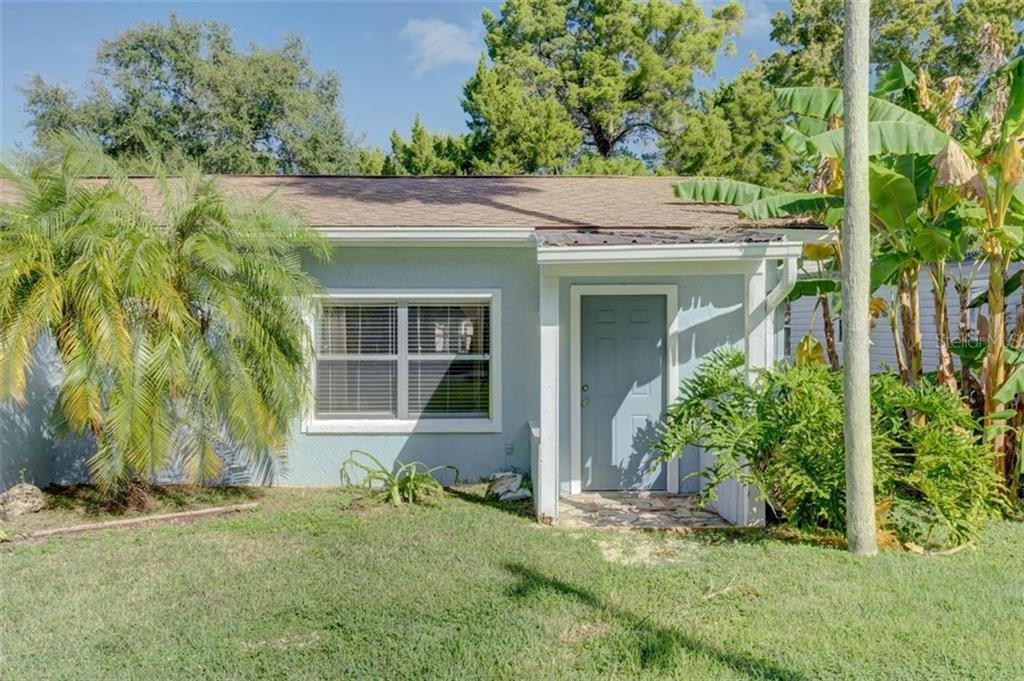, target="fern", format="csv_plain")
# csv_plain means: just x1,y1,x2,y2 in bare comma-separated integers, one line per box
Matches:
656,352,1004,547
